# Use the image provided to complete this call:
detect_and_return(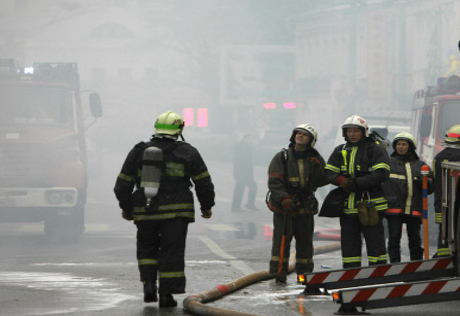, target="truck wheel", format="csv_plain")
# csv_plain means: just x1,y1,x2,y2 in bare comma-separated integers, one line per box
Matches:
44,216,58,237
44,206,85,243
